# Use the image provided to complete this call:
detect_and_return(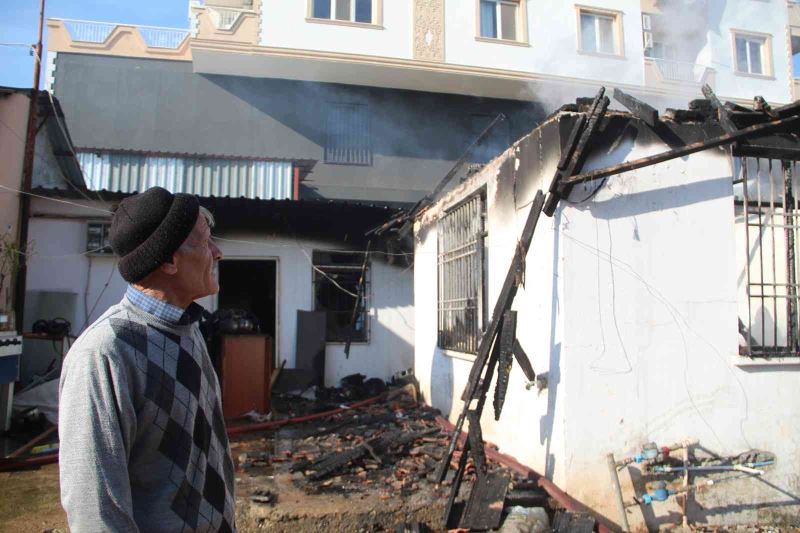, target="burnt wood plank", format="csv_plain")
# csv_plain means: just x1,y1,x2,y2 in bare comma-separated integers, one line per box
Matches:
563,114,800,186
544,88,610,216
512,338,536,382
460,471,510,531
434,192,546,484
613,88,658,127
702,84,738,134
493,310,516,420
